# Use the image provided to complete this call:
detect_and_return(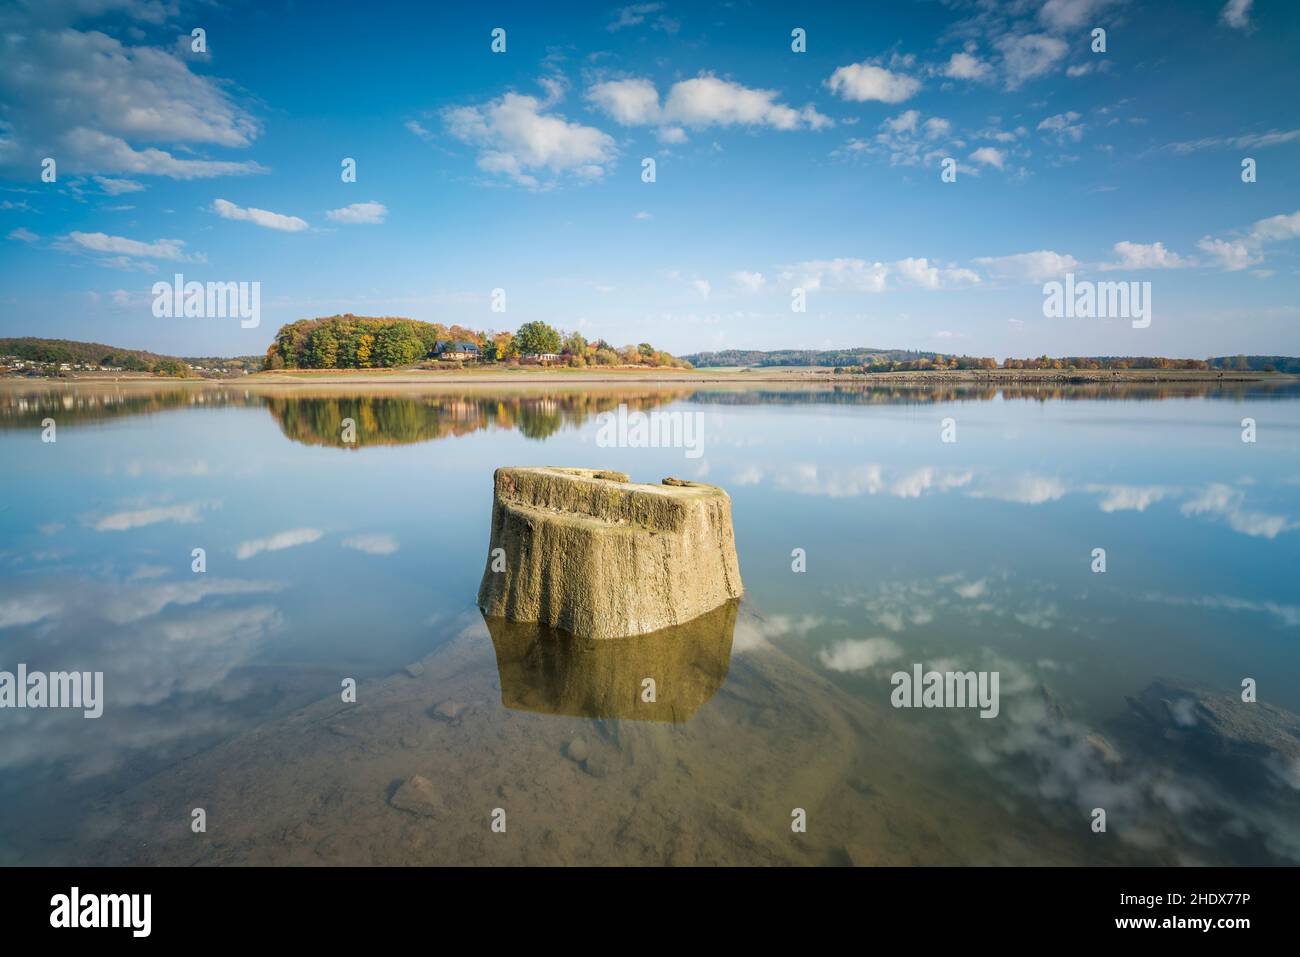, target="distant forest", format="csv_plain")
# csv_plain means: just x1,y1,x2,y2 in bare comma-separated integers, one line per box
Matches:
4,334,1298,377
0,337,261,376
683,348,934,367
685,348,1300,374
